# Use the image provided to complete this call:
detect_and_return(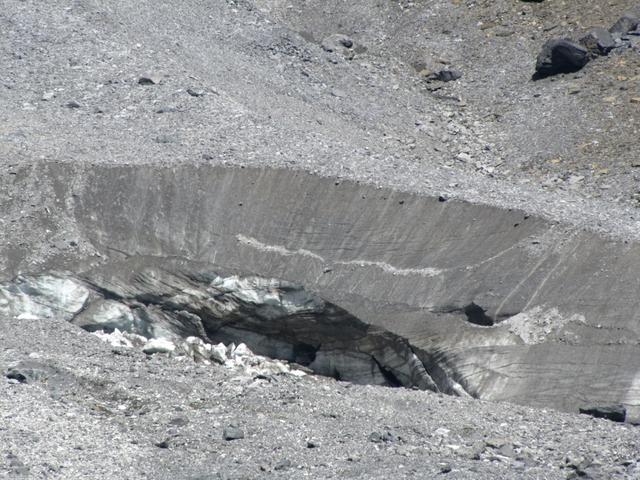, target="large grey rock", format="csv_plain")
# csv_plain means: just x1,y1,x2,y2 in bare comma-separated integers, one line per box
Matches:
535,39,590,78
609,14,639,35
579,28,616,55
142,338,176,354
